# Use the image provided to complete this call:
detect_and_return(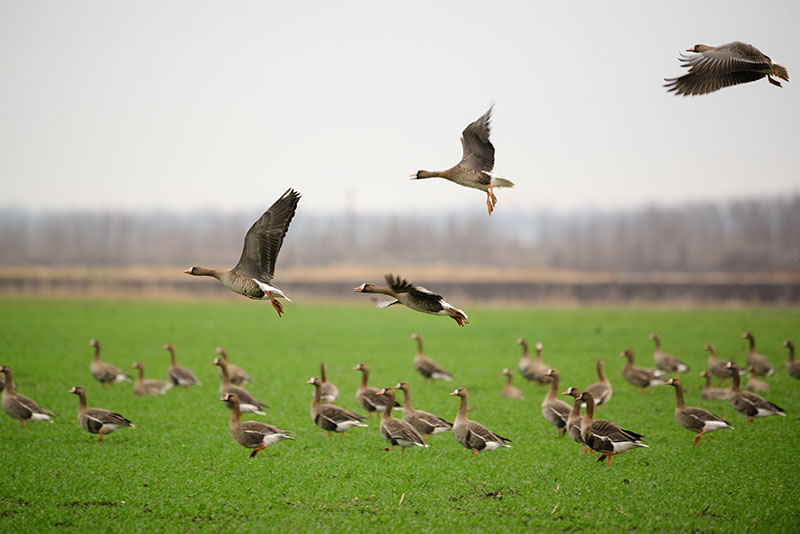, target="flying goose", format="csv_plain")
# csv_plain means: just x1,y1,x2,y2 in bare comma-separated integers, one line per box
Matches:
499,368,525,399
664,378,733,445
355,274,468,326
784,341,800,379
1,366,53,428
131,362,172,396
89,339,131,388
665,42,789,96
307,377,367,436
164,344,201,390
184,188,300,317
580,391,647,466
725,362,786,424
375,387,427,452
620,349,664,391
649,334,689,374
214,347,252,386
449,387,510,455
212,358,268,415
410,333,452,381
68,386,134,441
584,359,612,407
542,369,571,436
353,363,400,417
395,381,453,439
411,105,515,215
742,332,774,377
517,339,550,384
221,393,292,458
